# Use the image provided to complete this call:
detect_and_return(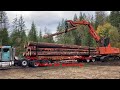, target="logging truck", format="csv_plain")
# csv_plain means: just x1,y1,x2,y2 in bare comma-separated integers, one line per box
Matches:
0,19,120,68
